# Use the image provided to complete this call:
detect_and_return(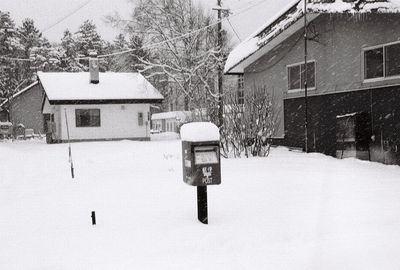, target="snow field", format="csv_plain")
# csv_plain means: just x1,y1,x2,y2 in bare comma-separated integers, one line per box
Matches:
1,139,400,269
